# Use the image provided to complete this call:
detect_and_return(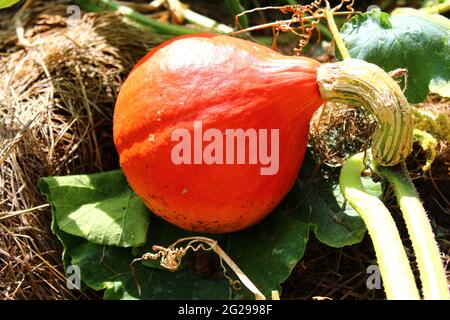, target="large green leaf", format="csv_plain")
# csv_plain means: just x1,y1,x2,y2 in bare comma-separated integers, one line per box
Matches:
43,151,367,299
70,241,232,300
51,200,310,299
341,9,450,103
39,171,150,248
286,152,369,248
0,0,20,9
62,210,309,300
